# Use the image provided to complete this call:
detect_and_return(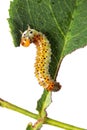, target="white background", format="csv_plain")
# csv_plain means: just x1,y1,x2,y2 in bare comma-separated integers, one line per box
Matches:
0,1,87,130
